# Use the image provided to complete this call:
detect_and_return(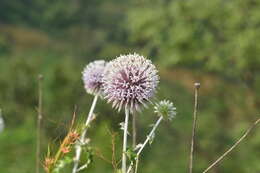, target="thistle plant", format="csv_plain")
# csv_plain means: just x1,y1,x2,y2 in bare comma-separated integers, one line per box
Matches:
72,60,107,173
103,53,159,113
44,130,81,173
127,100,176,173
103,53,159,173
44,109,81,173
